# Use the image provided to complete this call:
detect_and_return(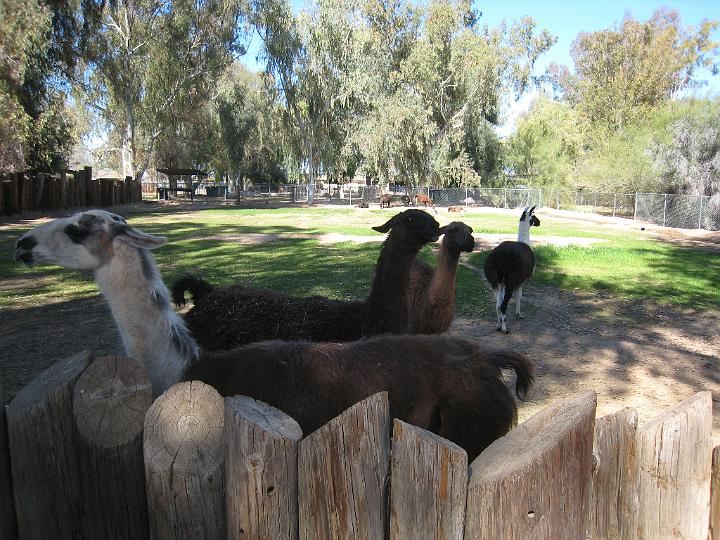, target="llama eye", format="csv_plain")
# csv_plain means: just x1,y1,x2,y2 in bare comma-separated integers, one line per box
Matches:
64,224,90,244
